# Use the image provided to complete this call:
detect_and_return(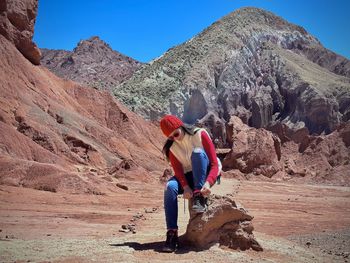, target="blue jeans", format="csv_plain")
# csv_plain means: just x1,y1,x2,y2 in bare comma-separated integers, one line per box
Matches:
164,148,209,230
